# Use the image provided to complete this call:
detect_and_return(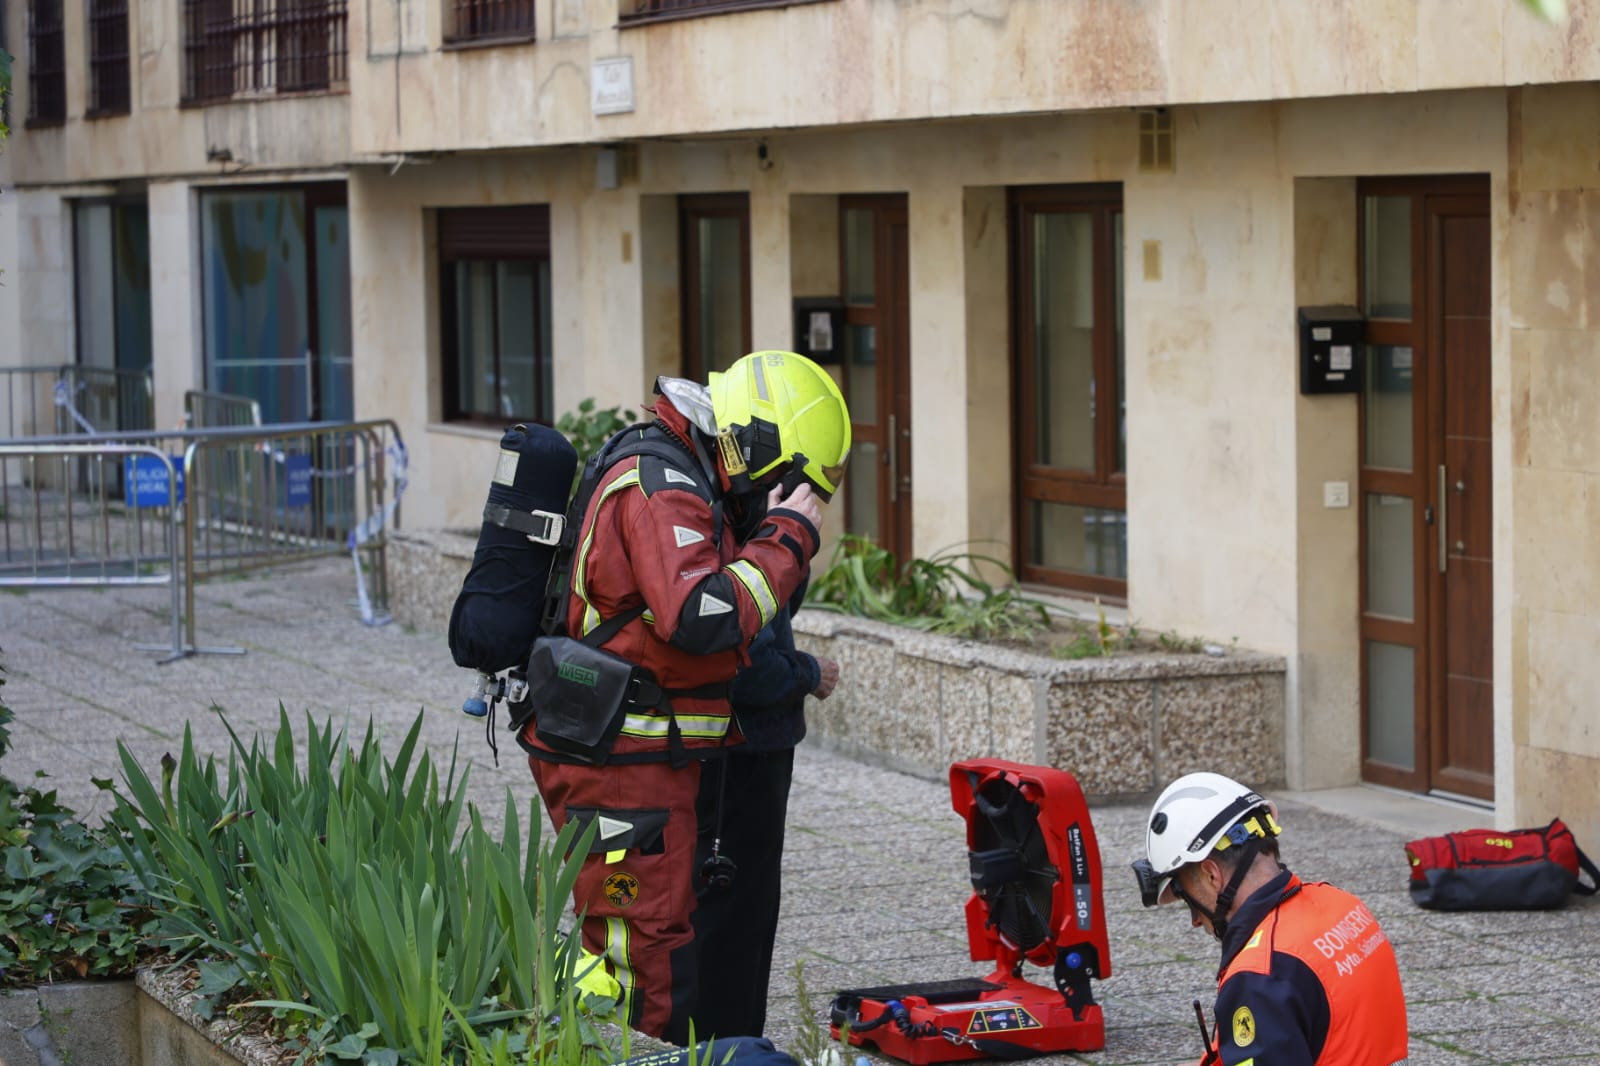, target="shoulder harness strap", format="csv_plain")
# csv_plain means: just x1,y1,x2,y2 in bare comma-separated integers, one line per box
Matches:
541,423,717,638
